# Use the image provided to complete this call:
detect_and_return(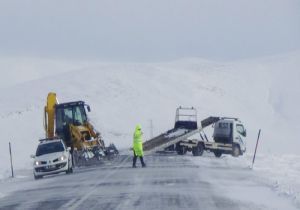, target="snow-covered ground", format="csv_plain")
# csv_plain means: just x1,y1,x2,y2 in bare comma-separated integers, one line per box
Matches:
190,153,300,209
0,153,299,209
0,51,299,207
